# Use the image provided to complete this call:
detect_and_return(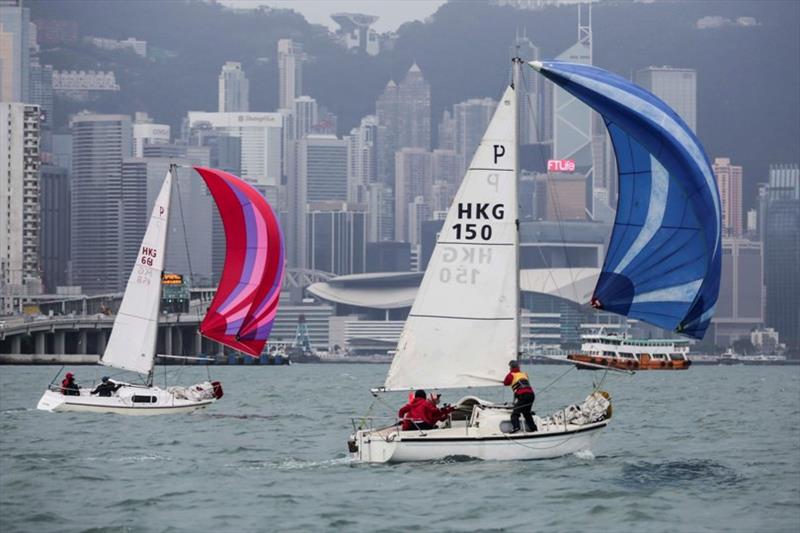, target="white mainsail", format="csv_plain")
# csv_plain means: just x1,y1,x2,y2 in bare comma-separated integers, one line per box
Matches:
101,170,172,375
384,85,518,390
